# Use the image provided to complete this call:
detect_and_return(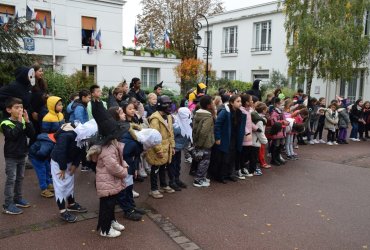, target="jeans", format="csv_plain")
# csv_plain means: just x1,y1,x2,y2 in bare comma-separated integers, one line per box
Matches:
4,157,26,207
150,165,167,191
194,149,211,182
117,185,134,213
285,134,295,156
30,158,52,190
168,151,182,185
350,122,359,139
